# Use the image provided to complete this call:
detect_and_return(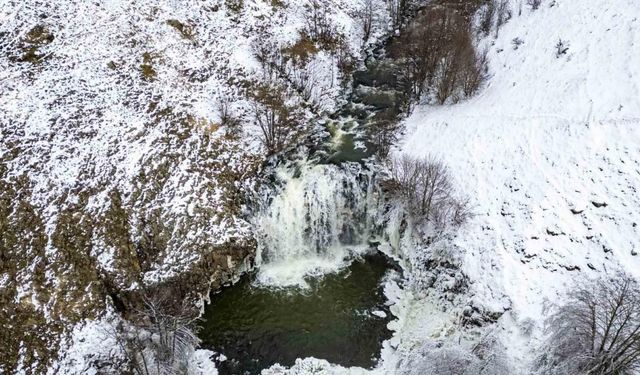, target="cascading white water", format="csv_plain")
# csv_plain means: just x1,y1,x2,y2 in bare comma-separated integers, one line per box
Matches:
254,162,382,287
